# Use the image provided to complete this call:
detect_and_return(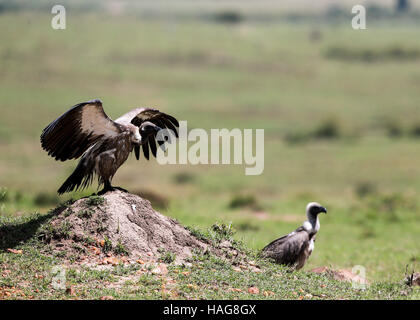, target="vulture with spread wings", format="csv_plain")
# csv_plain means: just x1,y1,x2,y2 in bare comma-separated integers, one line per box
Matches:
41,99,179,194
